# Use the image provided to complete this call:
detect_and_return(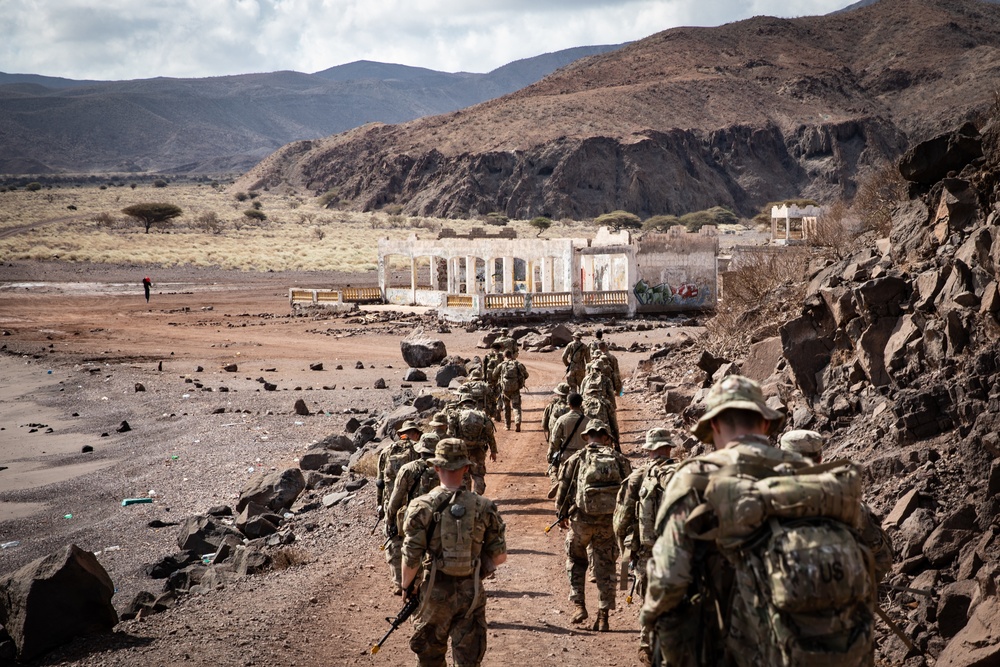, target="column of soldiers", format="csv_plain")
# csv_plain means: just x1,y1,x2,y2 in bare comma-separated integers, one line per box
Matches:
372,326,893,667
